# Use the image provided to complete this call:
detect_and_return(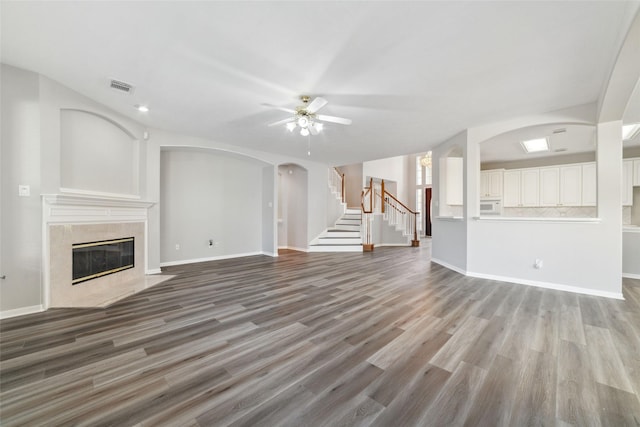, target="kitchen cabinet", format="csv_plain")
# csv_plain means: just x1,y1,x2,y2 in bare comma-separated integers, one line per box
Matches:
503,169,539,207
634,159,640,186
539,165,582,207
560,165,582,206
521,169,540,206
539,167,559,206
623,160,633,206
581,163,596,206
480,169,503,198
